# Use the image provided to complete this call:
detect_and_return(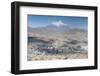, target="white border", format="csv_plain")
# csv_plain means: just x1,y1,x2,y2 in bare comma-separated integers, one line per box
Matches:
20,6,95,70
